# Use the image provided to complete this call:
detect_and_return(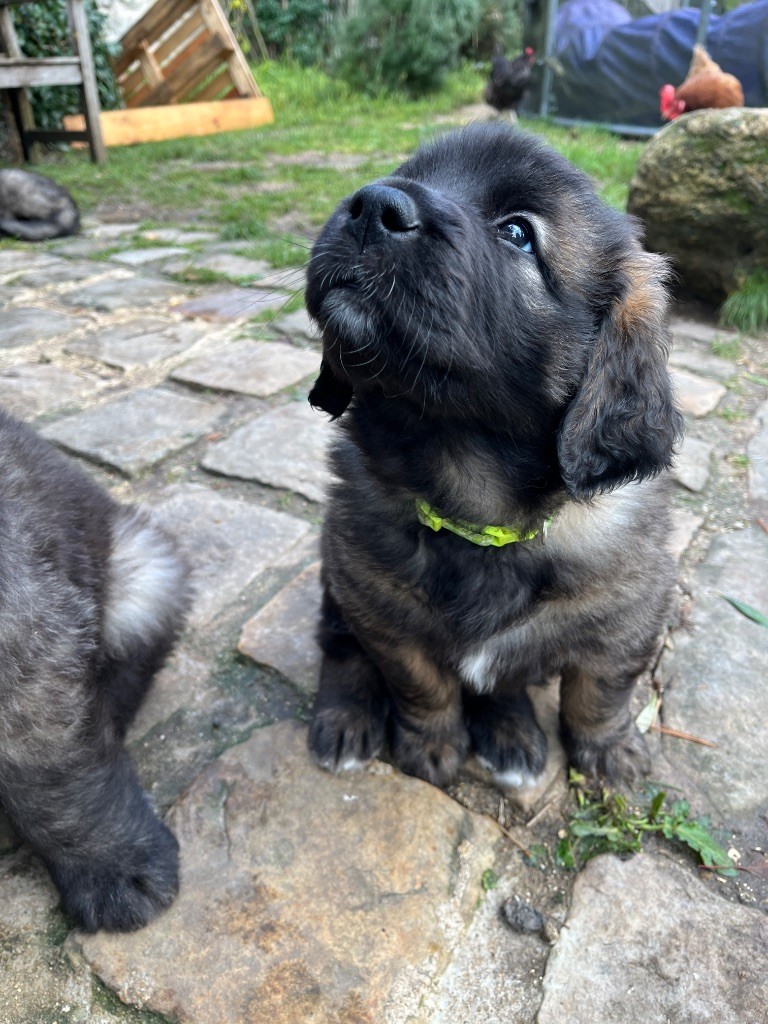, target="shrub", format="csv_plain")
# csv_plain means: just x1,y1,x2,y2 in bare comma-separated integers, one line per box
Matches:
13,0,120,132
335,0,481,96
464,0,523,59
228,0,338,65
